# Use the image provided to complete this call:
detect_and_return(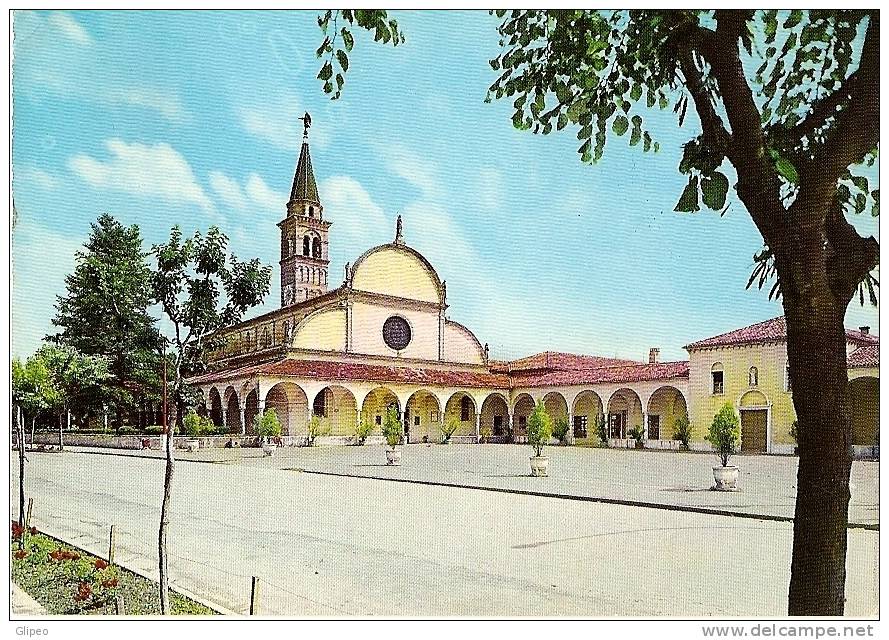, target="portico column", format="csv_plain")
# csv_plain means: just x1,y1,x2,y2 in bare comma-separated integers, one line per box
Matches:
642,412,648,441
221,407,228,431
567,412,574,445
508,412,514,440
475,412,481,443
240,406,246,435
